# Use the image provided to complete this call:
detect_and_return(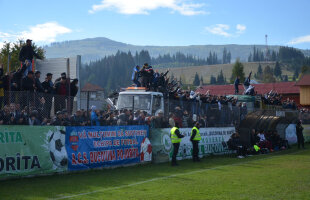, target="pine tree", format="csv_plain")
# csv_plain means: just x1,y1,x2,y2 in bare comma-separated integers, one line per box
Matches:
256,63,263,80
263,65,276,83
210,75,216,84
200,76,204,85
273,61,282,77
193,72,200,86
217,70,225,85
230,59,245,83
